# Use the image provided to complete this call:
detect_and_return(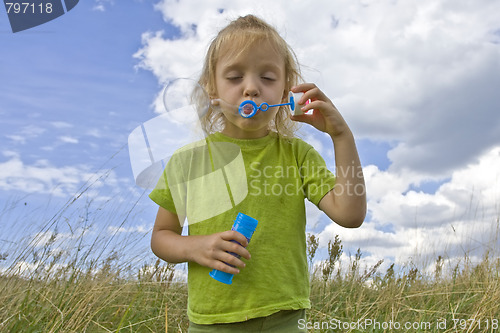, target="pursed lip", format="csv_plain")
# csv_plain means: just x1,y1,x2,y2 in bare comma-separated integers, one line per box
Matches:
238,99,262,118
